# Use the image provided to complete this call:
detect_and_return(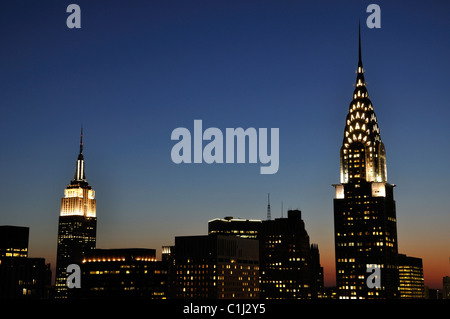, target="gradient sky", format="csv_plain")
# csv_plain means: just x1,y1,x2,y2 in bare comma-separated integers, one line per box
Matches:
1,0,449,289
